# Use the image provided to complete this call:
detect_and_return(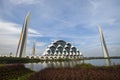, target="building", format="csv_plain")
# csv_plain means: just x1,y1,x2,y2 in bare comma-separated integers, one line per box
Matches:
42,40,82,59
